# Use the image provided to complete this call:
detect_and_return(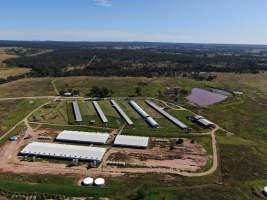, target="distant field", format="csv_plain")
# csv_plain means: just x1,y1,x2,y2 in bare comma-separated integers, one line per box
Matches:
0,78,56,97
0,66,31,79
0,50,30,79
0,50,17,61
54,76,219,97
